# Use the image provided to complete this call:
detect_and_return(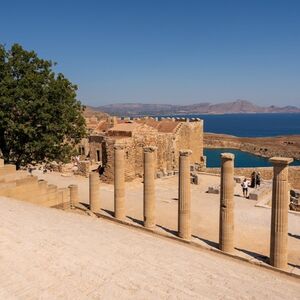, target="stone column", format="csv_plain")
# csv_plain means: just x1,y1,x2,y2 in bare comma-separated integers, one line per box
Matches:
269,157,293,269
178,150,192,240
89,172,100,213
143,146,156,228
114,144,125,220
69,184,79,209
219,153,235,253
58,188,70,210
